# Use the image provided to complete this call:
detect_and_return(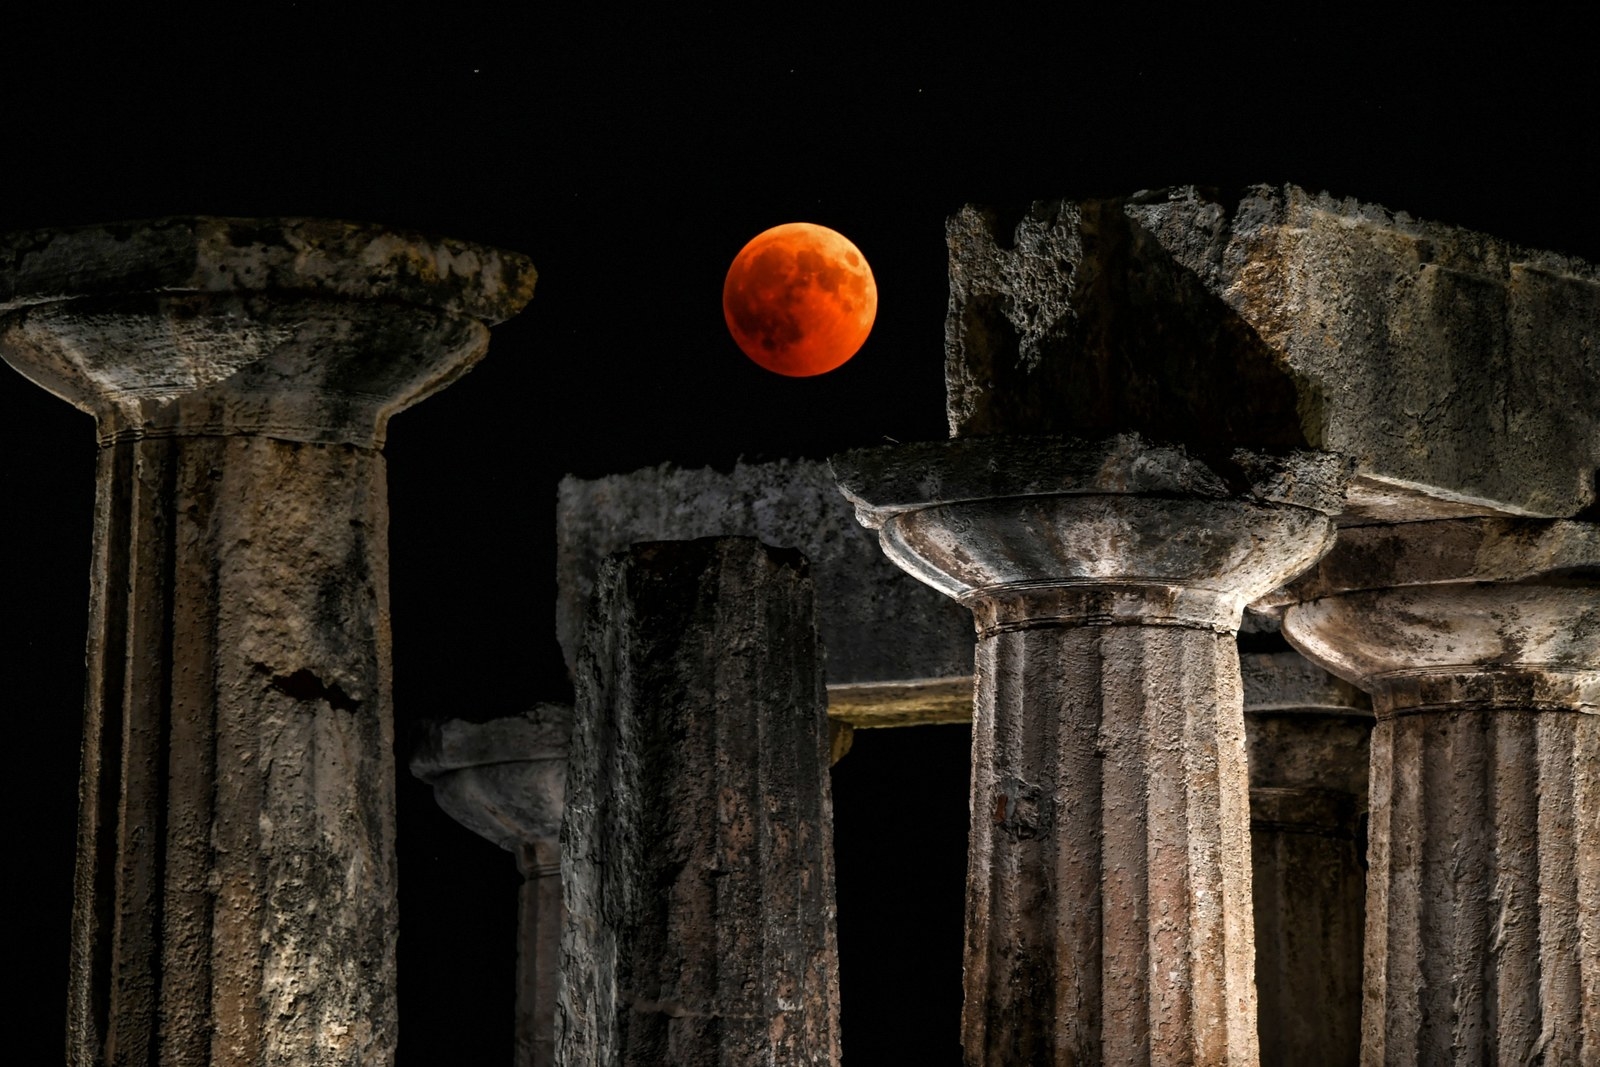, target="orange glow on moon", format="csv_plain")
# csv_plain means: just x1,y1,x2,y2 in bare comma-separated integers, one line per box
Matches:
723,222,877,377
